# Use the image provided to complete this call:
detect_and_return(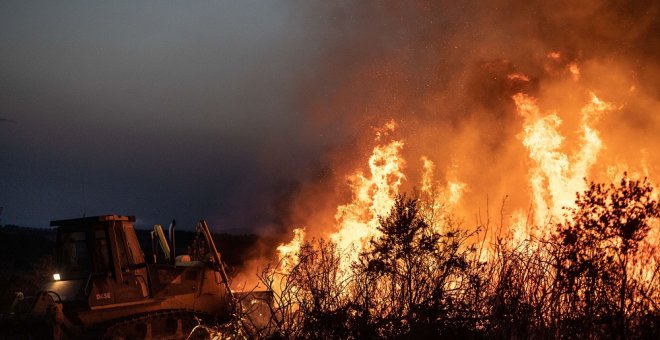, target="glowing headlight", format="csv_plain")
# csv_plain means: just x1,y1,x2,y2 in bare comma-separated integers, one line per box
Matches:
53,273,61,281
